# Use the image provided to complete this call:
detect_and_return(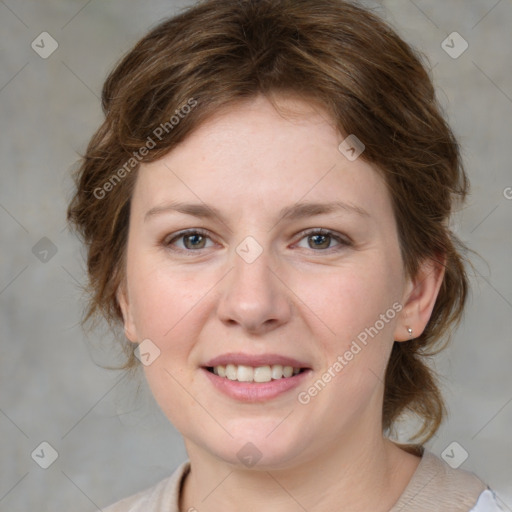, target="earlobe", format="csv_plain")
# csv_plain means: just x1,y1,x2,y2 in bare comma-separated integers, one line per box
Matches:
394,254,446,342
116,282,138,343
